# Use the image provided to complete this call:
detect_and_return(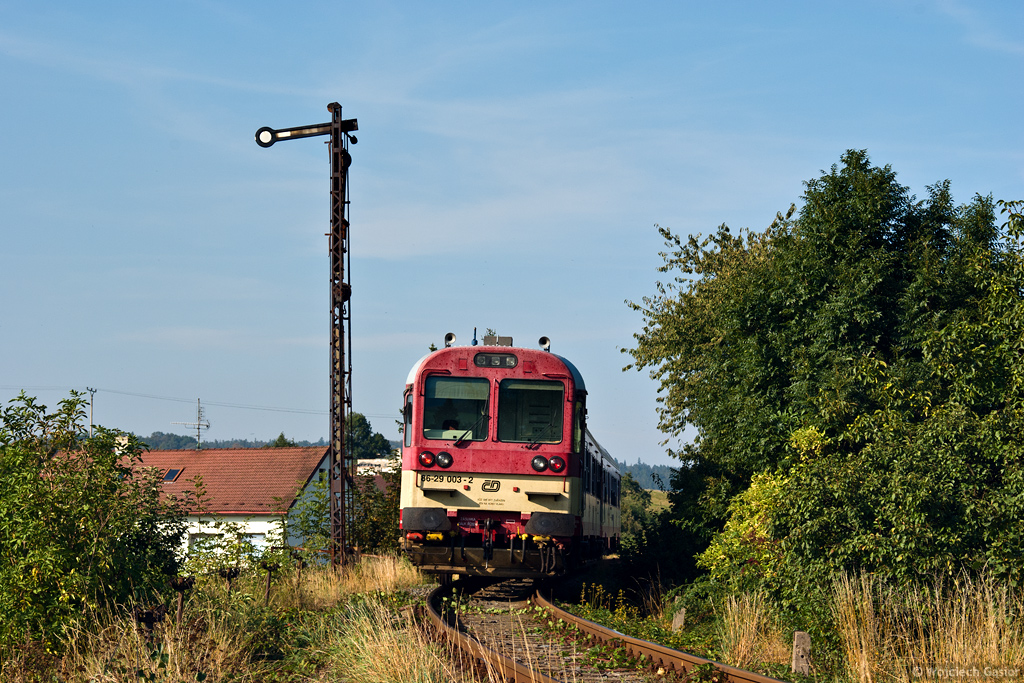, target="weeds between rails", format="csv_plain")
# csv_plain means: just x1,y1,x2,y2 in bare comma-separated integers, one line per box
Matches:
429,577,764,683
